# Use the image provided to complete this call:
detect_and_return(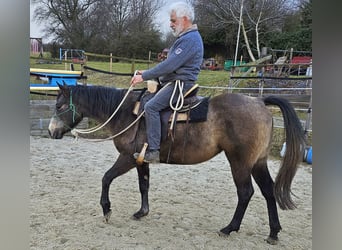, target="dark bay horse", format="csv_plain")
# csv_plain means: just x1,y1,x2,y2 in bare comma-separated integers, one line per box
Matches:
48,83,306,244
